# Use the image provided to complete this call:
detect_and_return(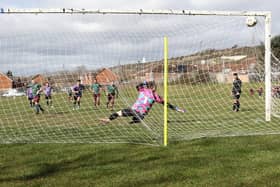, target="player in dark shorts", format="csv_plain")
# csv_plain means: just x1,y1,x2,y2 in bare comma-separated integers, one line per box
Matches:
100,81,185,124
257,87,263,97
44,82,53,107
91,79,102,107
31,79,44,114
232,73,242,112
72,80,84,110
106,82,119,110
68,87,73,102
26,86,34,107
